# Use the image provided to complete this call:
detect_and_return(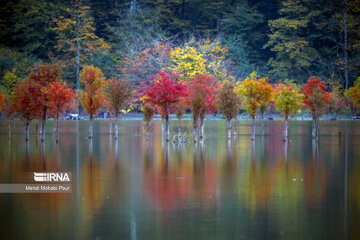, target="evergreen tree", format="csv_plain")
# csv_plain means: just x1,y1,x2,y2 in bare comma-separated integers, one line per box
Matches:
264,0,320,83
